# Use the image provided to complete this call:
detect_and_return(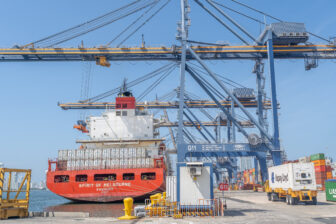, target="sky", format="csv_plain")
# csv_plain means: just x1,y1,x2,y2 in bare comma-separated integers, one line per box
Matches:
0,0,336,182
